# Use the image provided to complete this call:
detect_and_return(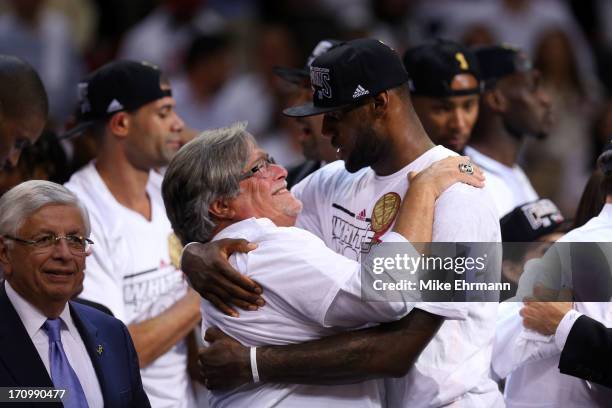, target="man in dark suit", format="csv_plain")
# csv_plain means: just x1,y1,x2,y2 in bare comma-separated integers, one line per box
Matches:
0,180,150,407
522,301,612,388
